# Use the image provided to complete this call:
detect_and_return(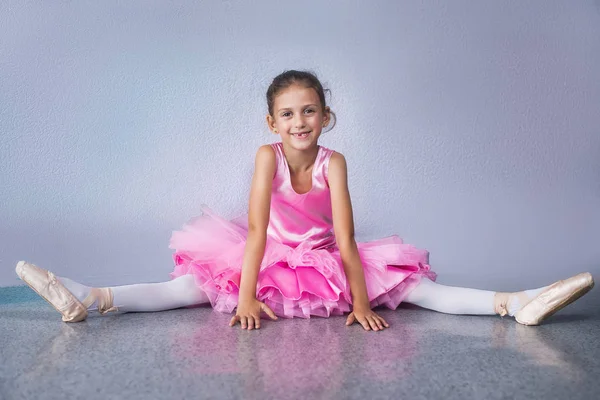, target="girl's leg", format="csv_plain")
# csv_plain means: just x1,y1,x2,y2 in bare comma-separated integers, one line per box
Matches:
59,274,209,313
16,261,209,322
403,277,547,316
404,272,594,325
